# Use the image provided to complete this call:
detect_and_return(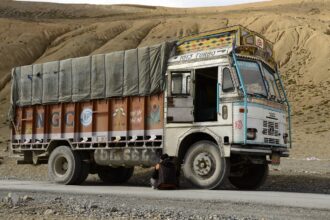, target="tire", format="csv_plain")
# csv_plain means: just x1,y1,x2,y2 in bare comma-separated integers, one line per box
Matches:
98,166,134,184
73,153,90,185
182,141,229,189
48,146,82,185
229,163,269,190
